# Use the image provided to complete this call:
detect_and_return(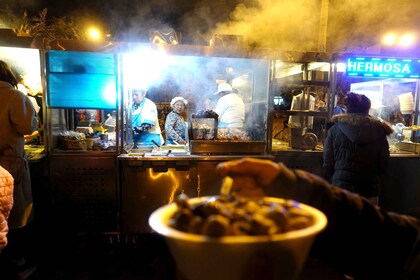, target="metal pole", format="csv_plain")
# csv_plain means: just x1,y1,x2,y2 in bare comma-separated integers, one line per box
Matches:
318,0,329,52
